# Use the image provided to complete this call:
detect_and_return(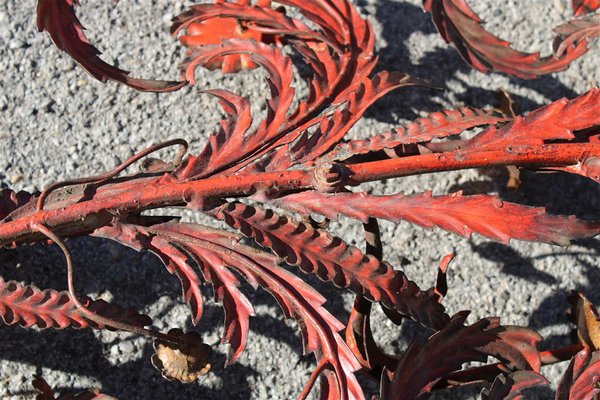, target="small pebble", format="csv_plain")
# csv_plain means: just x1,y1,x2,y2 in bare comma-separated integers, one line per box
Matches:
9,174,22,184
